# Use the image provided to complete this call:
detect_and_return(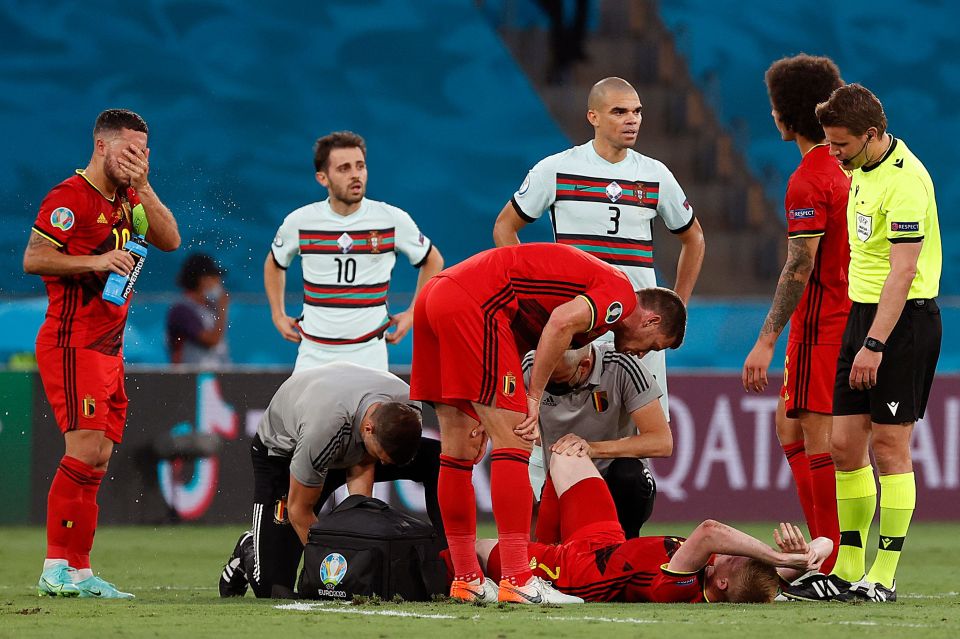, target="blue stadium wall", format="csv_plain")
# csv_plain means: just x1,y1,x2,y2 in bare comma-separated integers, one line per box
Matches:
0,0,956,370
0,0,560,298
660,0,960,292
